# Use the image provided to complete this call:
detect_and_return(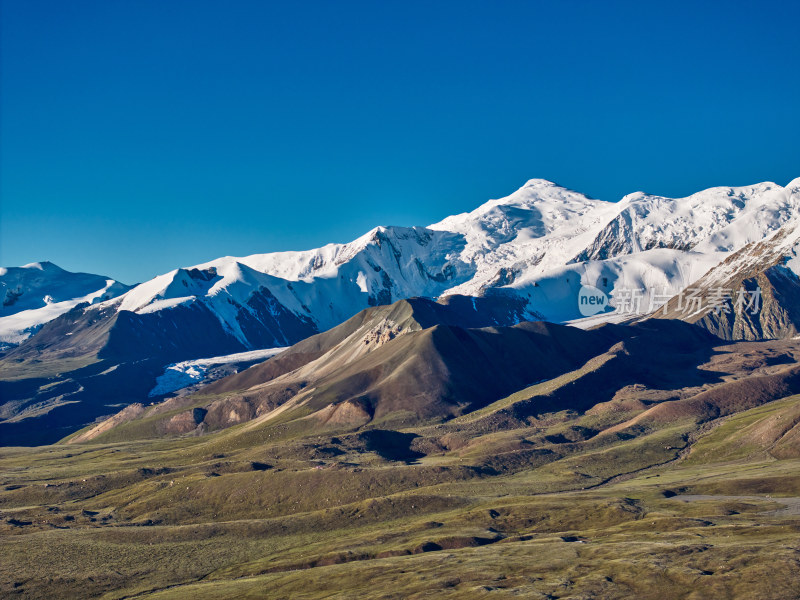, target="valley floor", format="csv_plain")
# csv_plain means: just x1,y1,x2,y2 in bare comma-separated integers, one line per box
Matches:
2,394,800,599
